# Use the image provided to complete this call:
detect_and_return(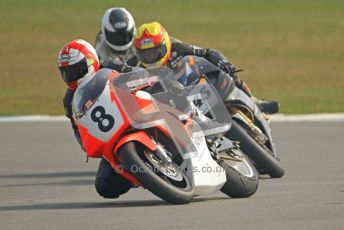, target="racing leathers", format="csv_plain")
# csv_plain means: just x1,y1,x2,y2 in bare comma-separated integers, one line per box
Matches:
169,38,244,88
63,89,82,147
95,31,140,68
62,31,139,200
